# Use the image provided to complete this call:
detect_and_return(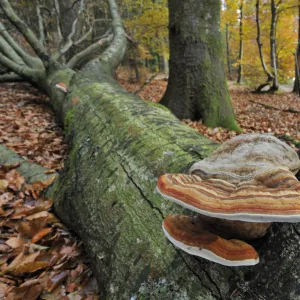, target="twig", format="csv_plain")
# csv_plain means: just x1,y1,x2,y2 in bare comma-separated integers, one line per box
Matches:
249,99,300,114
133,73,158,94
